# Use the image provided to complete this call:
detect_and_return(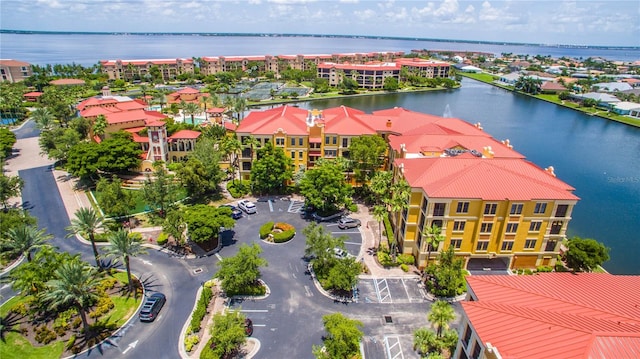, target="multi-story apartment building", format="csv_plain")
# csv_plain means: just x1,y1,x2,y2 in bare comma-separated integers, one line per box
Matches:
77,87,200,170
99,58,195,81
235,105,578,271
0,59,32,83
455,274,640,359
100,51,407,81
317,58,451,89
